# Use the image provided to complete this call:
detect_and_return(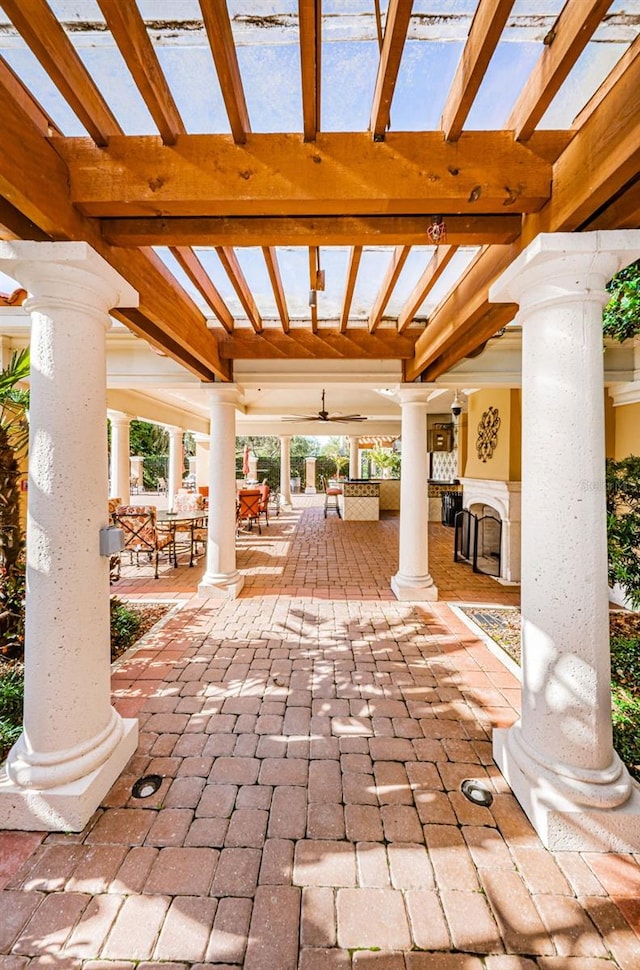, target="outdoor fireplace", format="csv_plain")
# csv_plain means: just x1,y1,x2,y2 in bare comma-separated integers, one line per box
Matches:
459,478,521,583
